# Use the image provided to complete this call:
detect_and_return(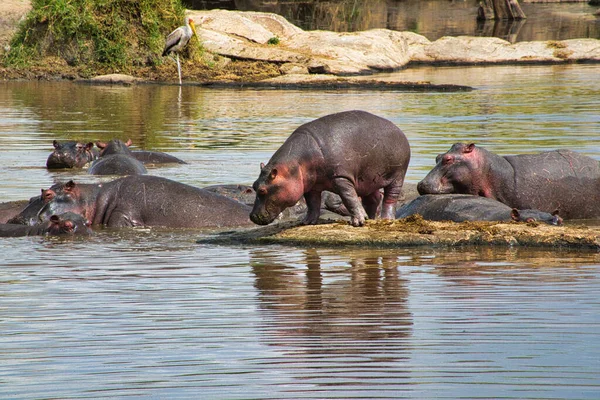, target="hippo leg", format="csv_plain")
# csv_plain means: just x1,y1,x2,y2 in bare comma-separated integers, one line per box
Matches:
362,190,382,219
333,177,368,227
302,191,323,225
381,180,404,219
